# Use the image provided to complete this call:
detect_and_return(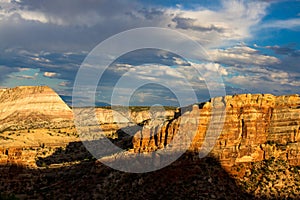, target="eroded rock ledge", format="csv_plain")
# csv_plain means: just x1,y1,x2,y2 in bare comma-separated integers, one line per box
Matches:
132,94,300,171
